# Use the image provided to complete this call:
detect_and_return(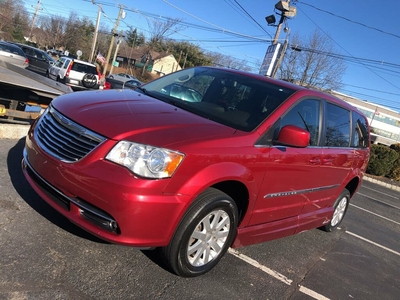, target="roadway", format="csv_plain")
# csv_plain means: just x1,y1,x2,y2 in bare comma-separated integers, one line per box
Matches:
0,138,399,299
